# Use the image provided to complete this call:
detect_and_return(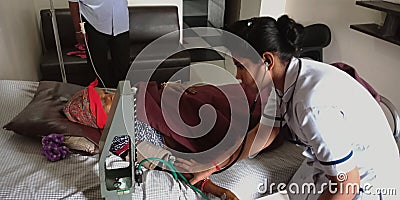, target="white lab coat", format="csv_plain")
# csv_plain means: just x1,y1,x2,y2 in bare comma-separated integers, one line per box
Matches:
261,58,400,199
